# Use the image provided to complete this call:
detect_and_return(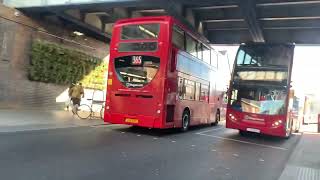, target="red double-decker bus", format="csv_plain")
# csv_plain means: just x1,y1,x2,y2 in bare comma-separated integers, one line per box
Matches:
226,43,299,138
104,16,228,131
